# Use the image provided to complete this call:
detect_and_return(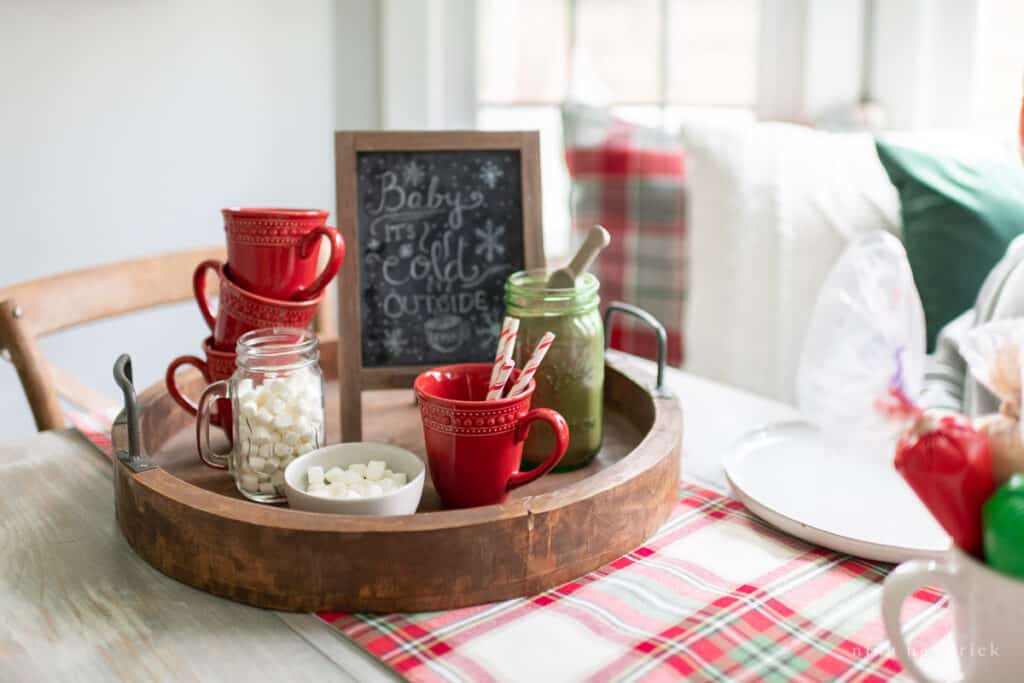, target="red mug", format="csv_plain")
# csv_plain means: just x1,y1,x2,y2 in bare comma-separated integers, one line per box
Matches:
414,363,569,509
194,260,325,350
222,207,345,301
166,336,236,428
